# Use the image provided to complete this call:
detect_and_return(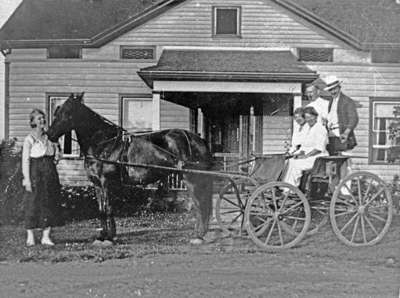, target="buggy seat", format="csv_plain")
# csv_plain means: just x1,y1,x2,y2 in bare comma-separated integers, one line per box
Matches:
299,156,350,194
249,154,286,184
